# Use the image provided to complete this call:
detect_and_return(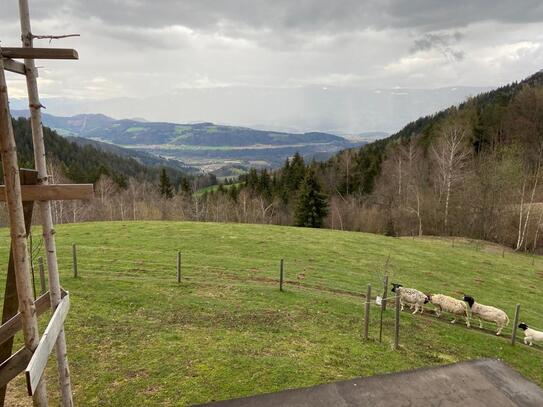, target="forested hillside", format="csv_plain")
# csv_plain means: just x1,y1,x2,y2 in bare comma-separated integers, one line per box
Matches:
11,72,543,252
195,70,543,250
9,118,208,188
